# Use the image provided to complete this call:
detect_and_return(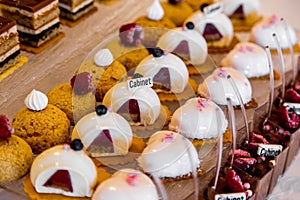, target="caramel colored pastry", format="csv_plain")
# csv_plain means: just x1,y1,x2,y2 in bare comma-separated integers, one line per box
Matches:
134,16,176,47
48,72,97,124
161,1,193,26
95,60,127,102
185,0,214,11
0,115,33,183
12,90,70,154
0,16,20,74
0,0,61,48
116,48,149,72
